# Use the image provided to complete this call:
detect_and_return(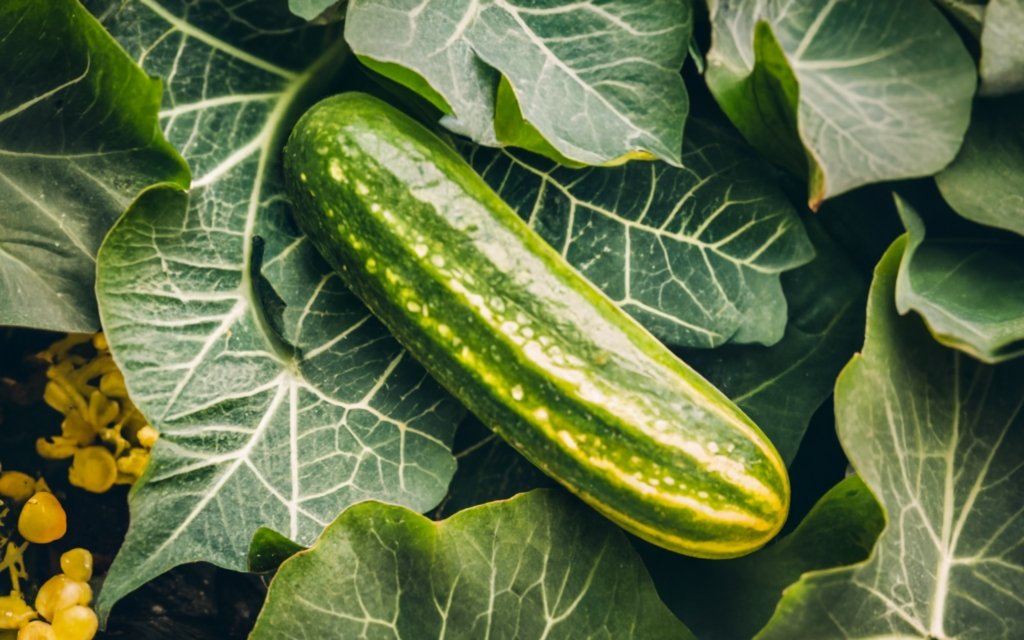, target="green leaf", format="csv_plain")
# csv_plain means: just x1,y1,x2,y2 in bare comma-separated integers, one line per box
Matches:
289,0,345,22
895,196,1024,363
345,0,691,166
251,490,694,639
656,475,883,640
936,96,1024,237
90,0,460,619
757,237,1024,640
980,0,1024,96
463,118,815,349
0,0,188,333
706,0,976,207
680,216,865,464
